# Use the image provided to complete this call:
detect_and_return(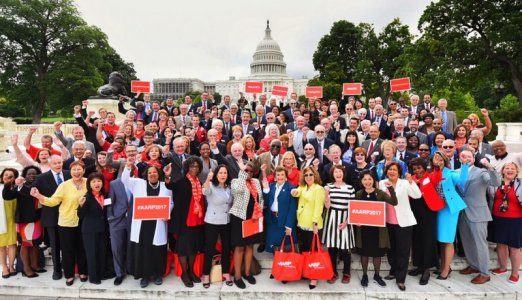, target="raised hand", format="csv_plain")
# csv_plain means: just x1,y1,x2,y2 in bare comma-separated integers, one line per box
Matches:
53,121,62,131
15,177,25,187
28,126,38,134
206,170,214,182
30,187,42,200
53,136,64,147
405,173,413,184
10,134,18,146
163,163,172,177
